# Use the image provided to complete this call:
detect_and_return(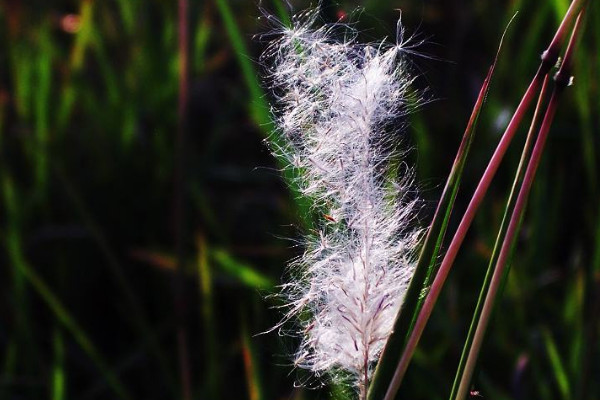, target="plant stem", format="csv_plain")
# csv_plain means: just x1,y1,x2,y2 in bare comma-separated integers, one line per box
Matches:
454,10,585,400
383,65,546,400
367,30,503,400
381,1,586,395
450,72,551,400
